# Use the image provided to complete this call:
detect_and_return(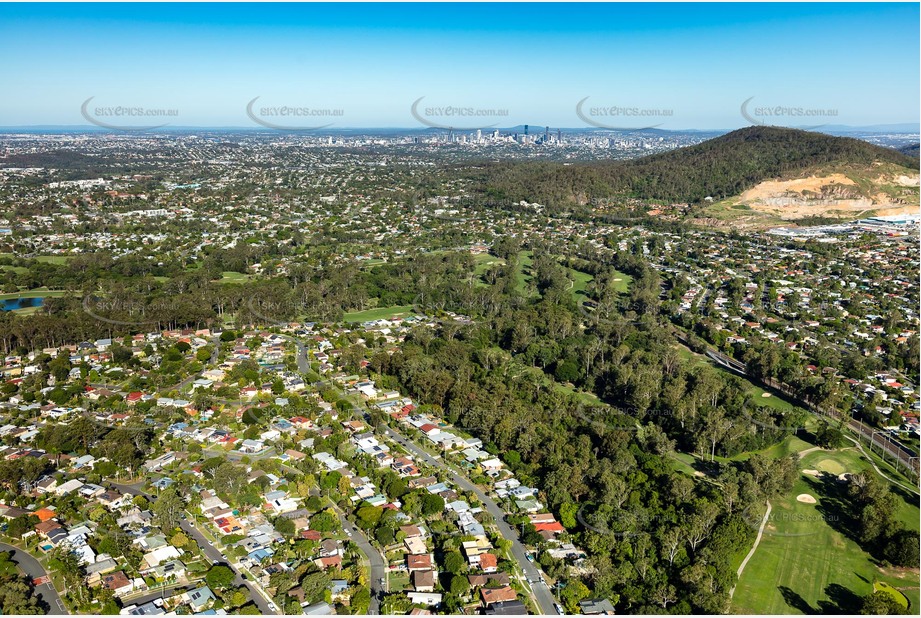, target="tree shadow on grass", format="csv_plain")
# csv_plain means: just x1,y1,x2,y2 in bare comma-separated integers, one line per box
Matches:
803,475,862,543
888,482,919,508
805,475,892,565
779,586,816,615
777,581,867,615
689,457,721,477
817,583,863,614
